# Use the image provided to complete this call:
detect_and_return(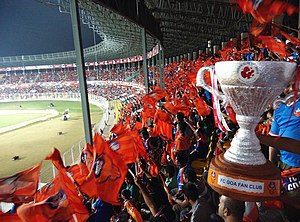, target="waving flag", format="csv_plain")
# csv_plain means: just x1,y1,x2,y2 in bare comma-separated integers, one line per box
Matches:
154,109,173,123
236,0,298,23
235,0,298,36
124,201,143,222
91,134,128,205
108,133,138,164
110,122,128,136
142,88,168,104
152,119,173,141
258,36,289,57
0,211,21,222
17,190,74,222
130,130,150,162
164,102,178,115
0,163,41,203
45,148,90,220
279,29,300,45
193,97,211,116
